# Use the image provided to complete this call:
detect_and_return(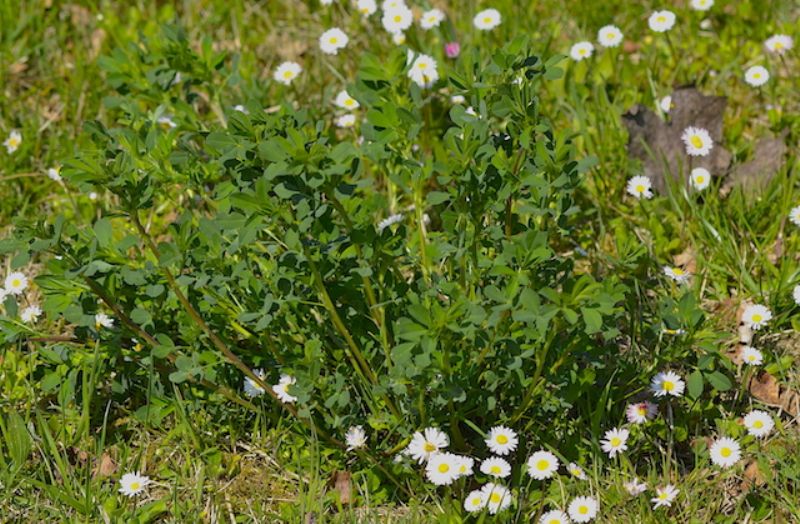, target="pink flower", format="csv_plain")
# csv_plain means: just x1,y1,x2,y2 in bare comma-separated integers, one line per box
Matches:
445,42,461,58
